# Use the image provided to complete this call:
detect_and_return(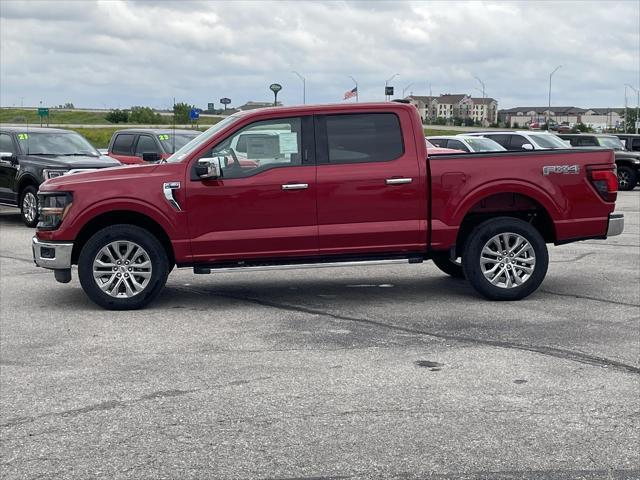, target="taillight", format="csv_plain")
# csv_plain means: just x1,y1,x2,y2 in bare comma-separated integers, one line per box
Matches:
588,168,618,202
